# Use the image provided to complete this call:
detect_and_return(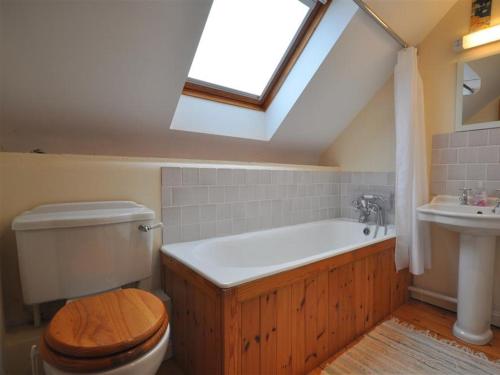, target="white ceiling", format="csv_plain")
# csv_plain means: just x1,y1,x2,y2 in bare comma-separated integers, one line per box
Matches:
0,0,457,164
365,0,458,46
